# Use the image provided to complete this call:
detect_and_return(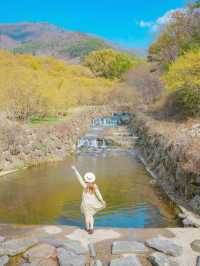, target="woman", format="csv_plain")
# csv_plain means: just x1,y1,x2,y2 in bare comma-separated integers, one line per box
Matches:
71,165,106,234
